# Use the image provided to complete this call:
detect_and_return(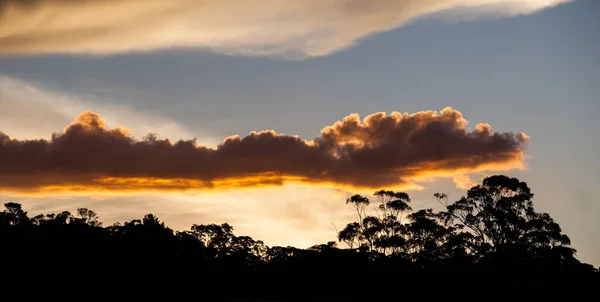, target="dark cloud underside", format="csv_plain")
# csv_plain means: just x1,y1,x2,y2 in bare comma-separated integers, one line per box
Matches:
0,108,528,194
